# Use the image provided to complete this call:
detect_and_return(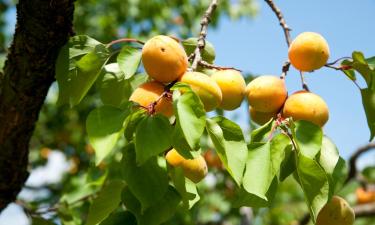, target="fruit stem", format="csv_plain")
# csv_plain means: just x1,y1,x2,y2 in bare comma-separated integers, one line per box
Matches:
198,60,242,72
299,71,310,91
